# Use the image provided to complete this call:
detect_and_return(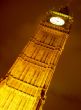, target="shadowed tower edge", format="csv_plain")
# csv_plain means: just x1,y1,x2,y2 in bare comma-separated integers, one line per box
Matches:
0,7,73,110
